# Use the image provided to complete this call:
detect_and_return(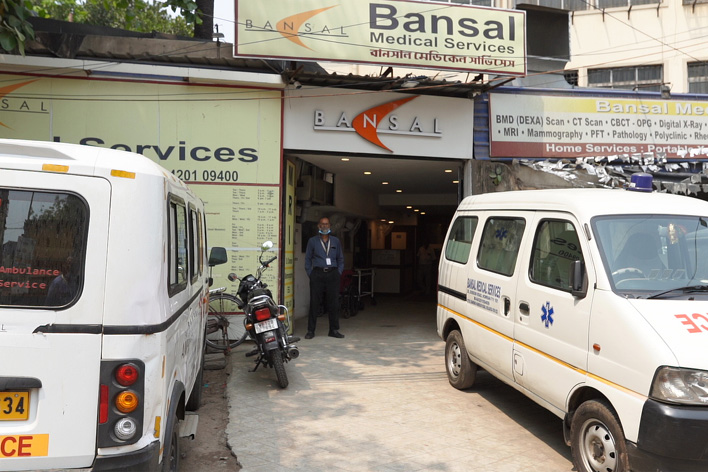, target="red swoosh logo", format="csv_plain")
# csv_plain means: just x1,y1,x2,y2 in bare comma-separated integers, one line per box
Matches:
277,6,337,50
0,80,38,129
352,96,419,152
